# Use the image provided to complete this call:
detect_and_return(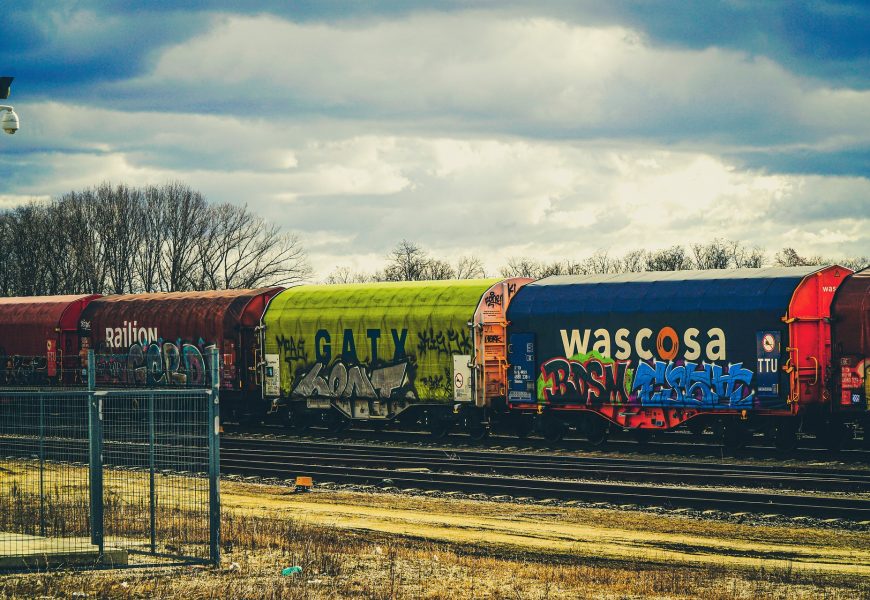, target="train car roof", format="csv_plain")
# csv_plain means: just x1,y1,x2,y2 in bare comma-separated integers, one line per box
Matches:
266,279,501,312
510,266,843,315
0,294,100,356
82,287,284,337
0,294,100,328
